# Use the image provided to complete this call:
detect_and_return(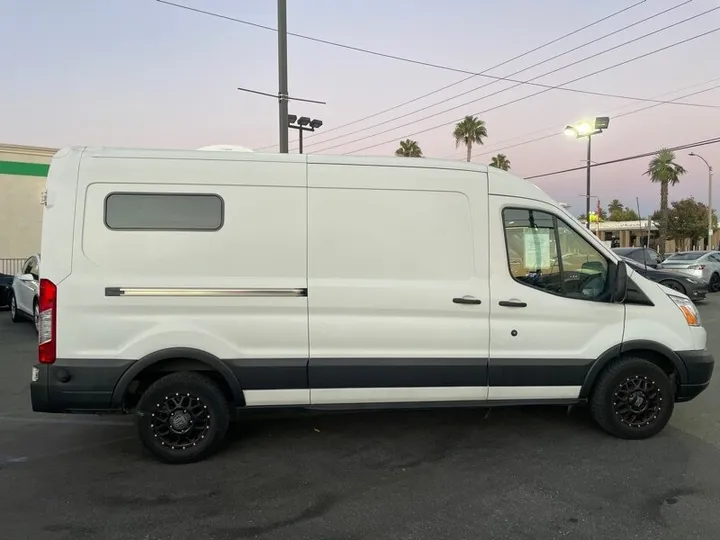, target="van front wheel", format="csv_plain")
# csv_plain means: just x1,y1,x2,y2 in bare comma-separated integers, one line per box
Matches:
136,372,230,464
590,357,674,439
